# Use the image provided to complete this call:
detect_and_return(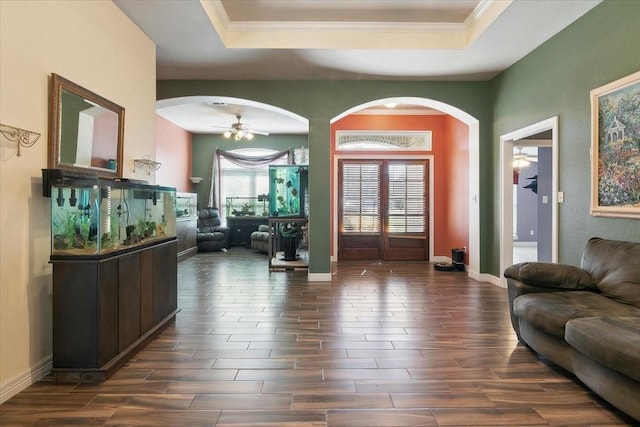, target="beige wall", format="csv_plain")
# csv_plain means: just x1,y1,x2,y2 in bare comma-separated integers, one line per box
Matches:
0,0,156,402
156,115,193,192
